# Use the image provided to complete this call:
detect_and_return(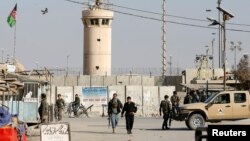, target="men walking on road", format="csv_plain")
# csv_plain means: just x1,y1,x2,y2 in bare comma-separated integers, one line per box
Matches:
121,96,137,134
108,93,123,133
159,95,171,130
38,93,49,123
55,94,65,121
